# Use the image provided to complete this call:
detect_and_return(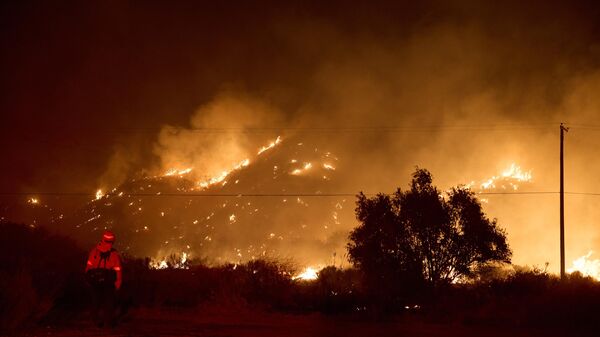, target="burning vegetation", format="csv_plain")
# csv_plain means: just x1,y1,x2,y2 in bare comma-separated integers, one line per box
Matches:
11,145,598,282
67,135,348,270
4,1,600,335
3,207,600,334
4,1,600,282
466,163,533,192
568,251,600,280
